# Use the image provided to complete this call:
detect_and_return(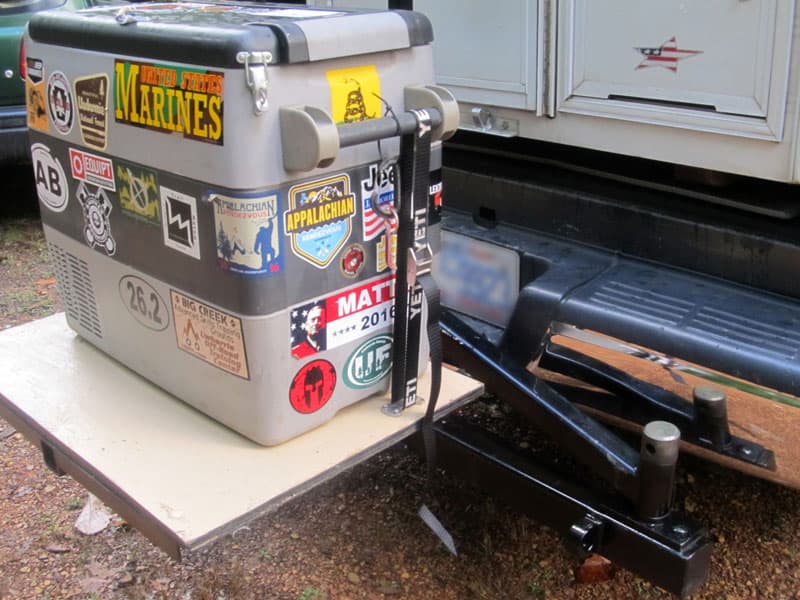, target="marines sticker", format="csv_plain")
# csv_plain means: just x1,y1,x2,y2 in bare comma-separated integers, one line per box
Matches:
114,59,223,145
31,143,68,213
211,191,284,276
77,182,116,256
284,174,356,268
74,73,109,150
47,70,73,135
117,161,160,225
25,57,47,133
